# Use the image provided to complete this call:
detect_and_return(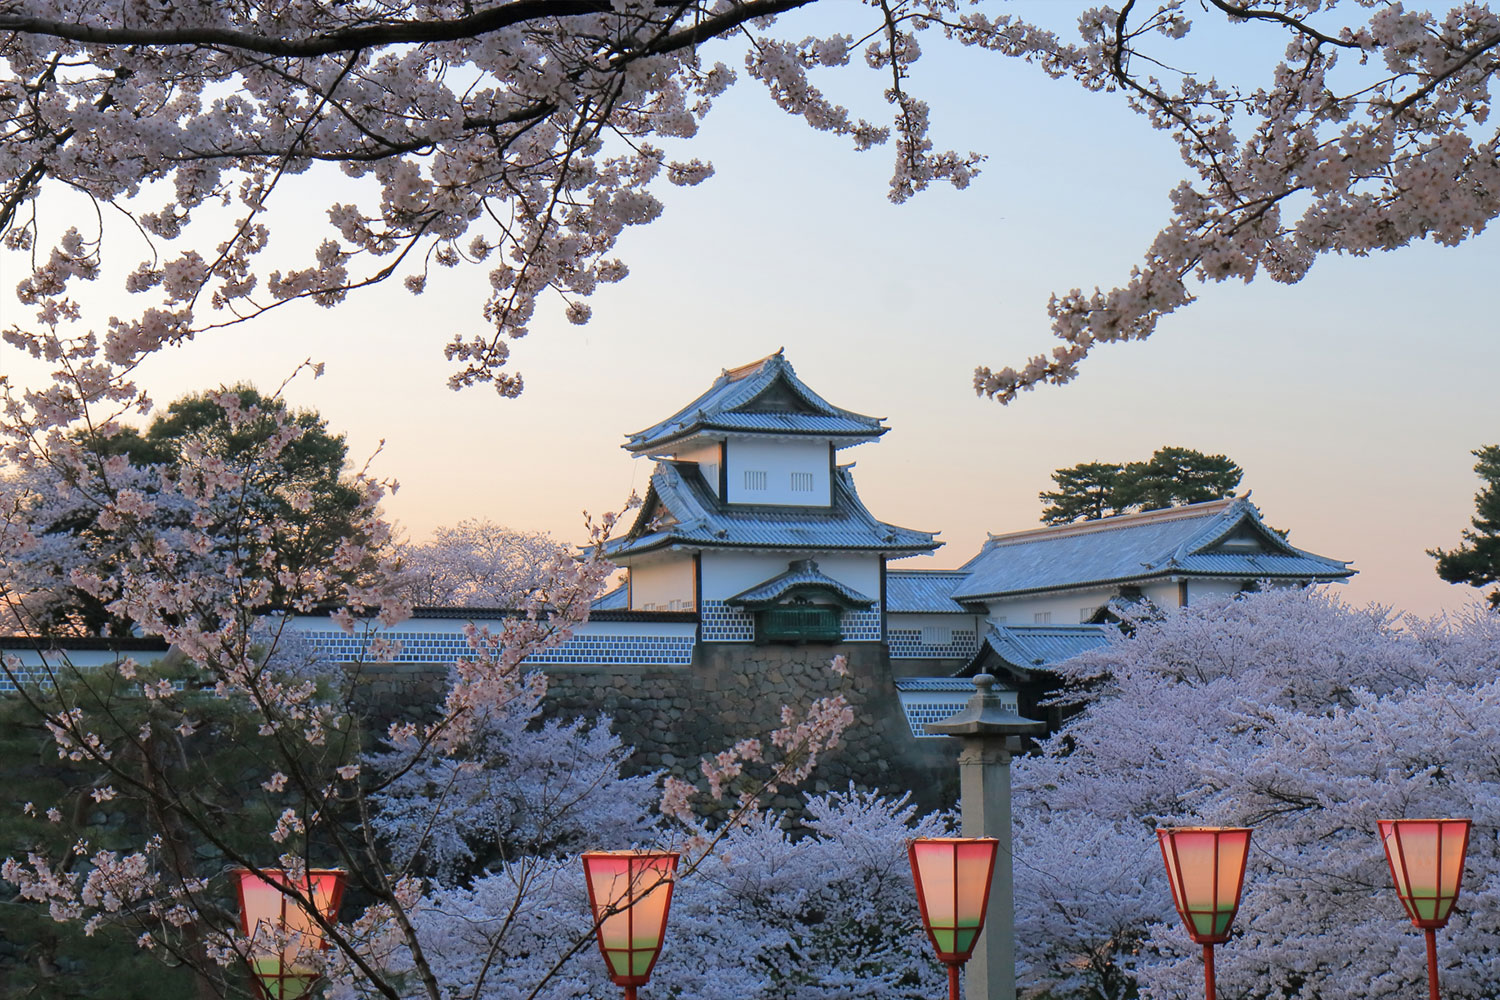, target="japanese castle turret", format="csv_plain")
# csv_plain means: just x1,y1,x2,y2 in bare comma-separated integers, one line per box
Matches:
606,350,940,643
